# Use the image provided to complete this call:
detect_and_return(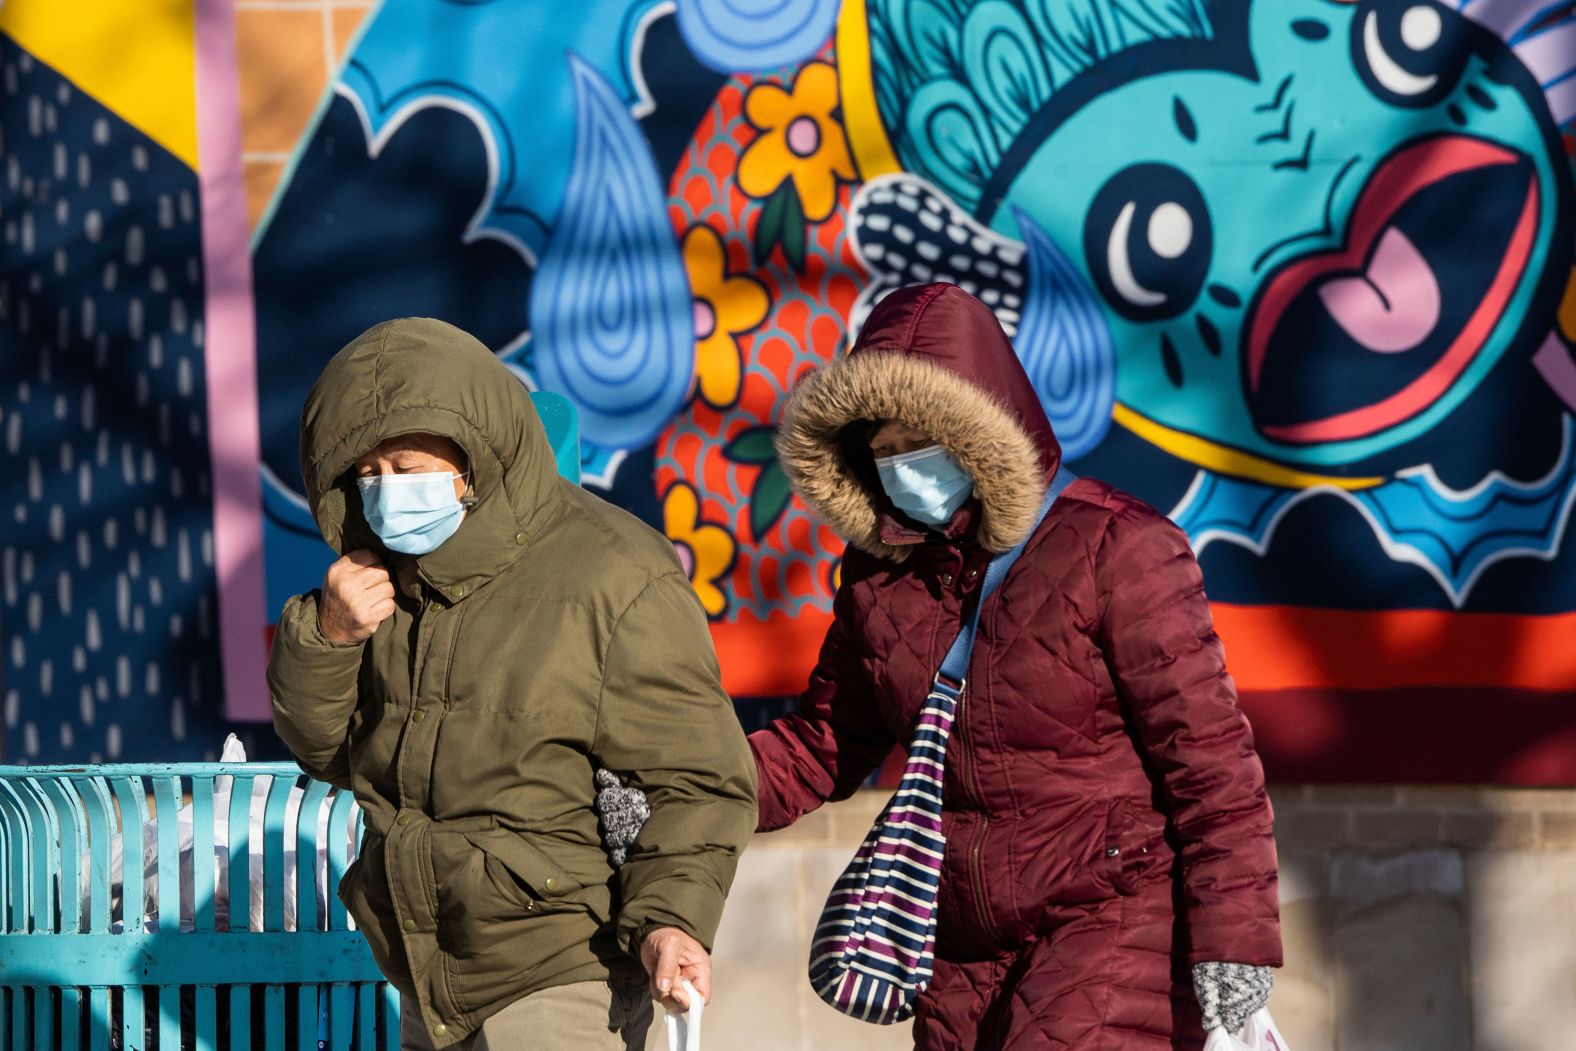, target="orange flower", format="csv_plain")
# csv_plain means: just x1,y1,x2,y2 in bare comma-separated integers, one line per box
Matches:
663,482,735,617
738,62,856,222
682,225,769,408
